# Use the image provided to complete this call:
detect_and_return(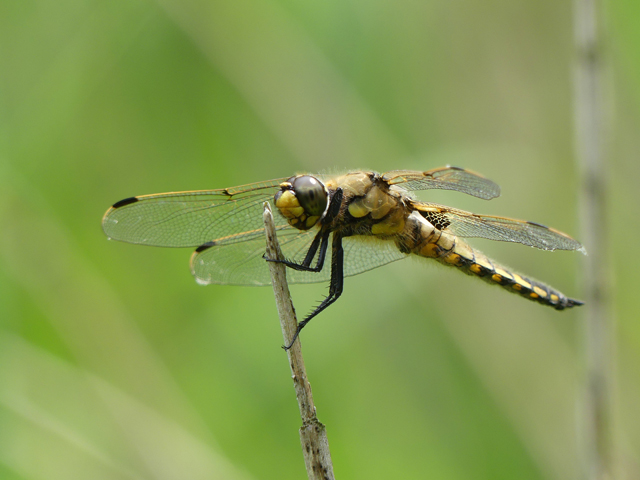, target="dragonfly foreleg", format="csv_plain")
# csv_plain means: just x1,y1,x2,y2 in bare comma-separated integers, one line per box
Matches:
266,187,344,273
271,229,330,272
284,234,344,350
